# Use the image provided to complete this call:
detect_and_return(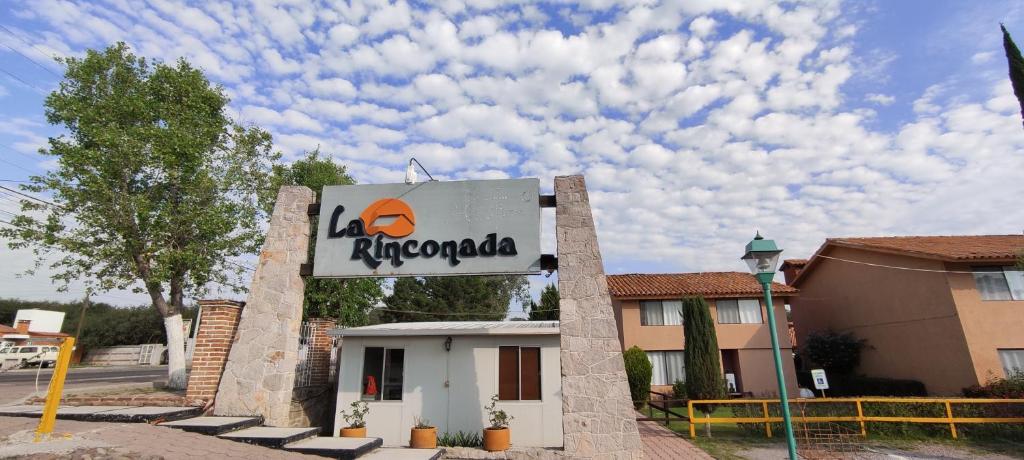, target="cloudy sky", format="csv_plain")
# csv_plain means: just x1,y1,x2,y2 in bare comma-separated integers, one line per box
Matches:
0,0,1023,310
